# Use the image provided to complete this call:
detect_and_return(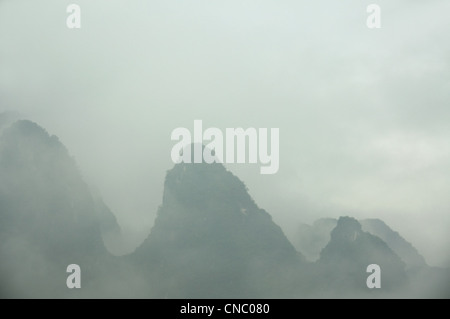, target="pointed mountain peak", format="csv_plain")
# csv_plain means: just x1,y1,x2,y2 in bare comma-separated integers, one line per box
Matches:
330,216,363,243
318,216,407,292
132,160,303,297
